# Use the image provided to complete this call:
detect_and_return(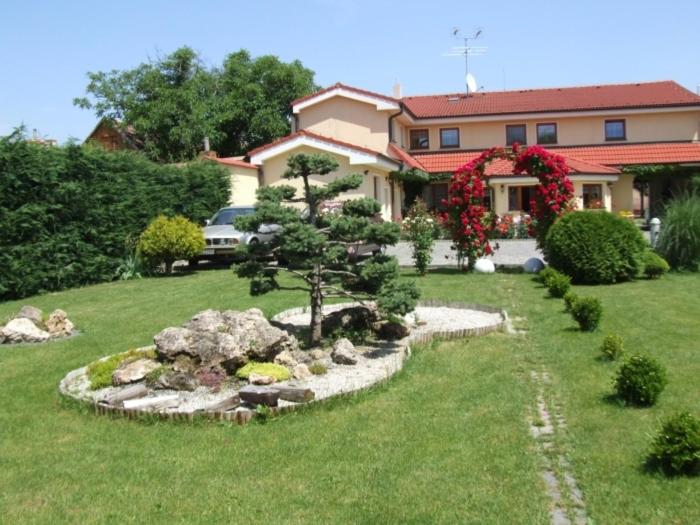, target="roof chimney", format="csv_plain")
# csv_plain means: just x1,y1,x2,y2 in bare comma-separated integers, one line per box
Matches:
392,80,402,99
